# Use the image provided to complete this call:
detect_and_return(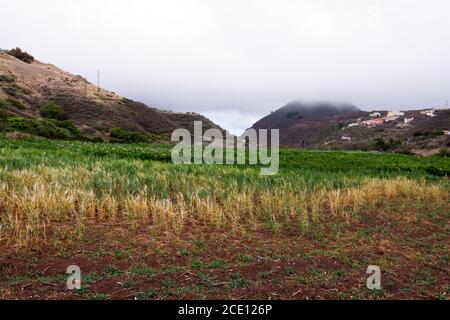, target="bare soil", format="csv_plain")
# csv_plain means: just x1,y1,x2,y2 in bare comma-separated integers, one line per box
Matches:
1,204,448,300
